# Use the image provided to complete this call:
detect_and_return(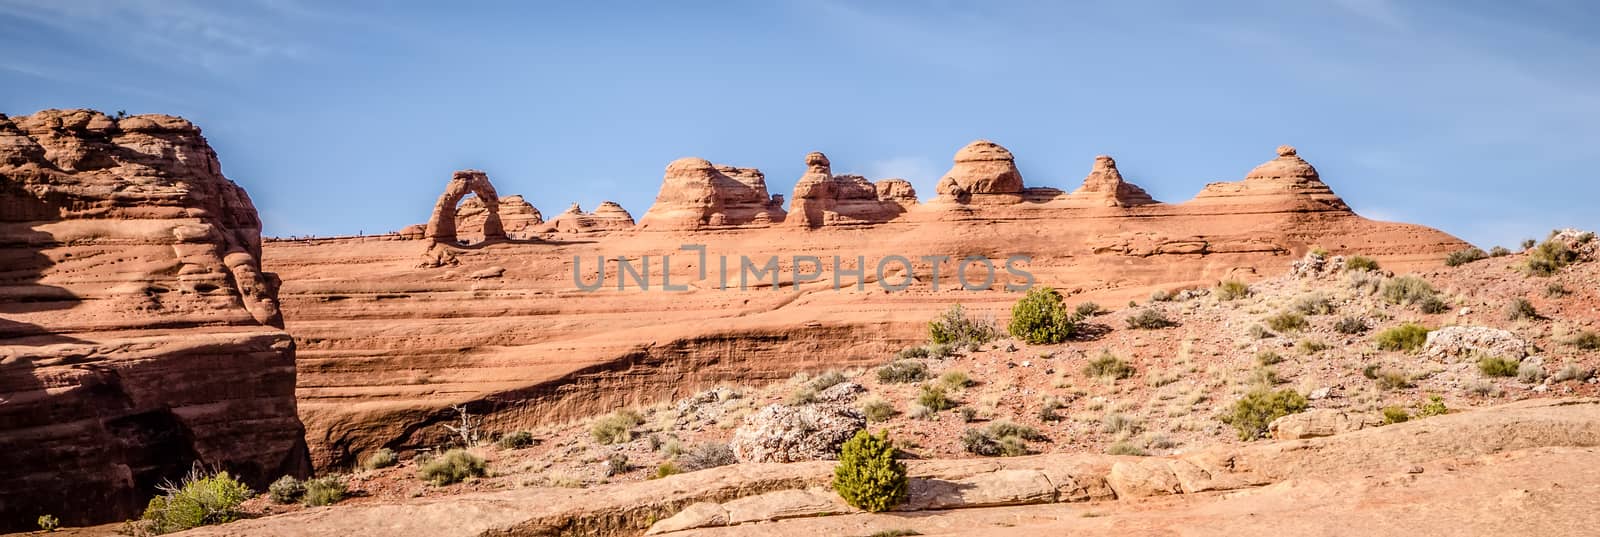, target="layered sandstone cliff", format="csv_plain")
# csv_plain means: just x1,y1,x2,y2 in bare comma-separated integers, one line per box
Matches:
638,157,786,230
787,152,910,227
0,109,309,531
